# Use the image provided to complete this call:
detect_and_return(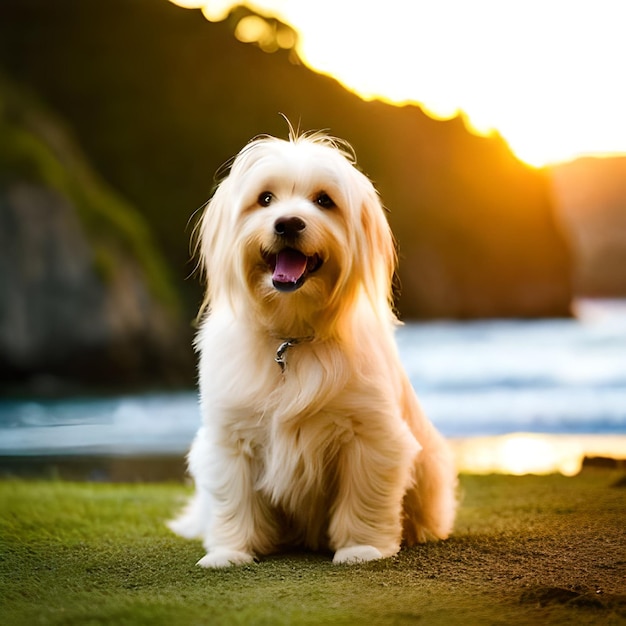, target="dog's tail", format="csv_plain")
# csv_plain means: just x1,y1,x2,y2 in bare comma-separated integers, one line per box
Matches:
167,492,207,540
